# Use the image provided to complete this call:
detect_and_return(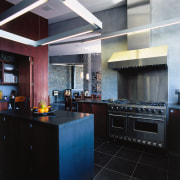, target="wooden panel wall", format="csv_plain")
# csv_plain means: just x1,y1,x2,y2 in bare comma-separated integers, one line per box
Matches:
0,0,48,107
